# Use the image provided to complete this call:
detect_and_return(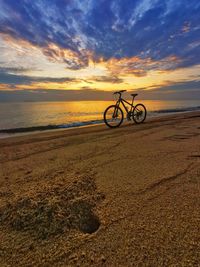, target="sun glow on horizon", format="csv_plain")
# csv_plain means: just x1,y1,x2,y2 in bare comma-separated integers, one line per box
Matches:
1,33,200,94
